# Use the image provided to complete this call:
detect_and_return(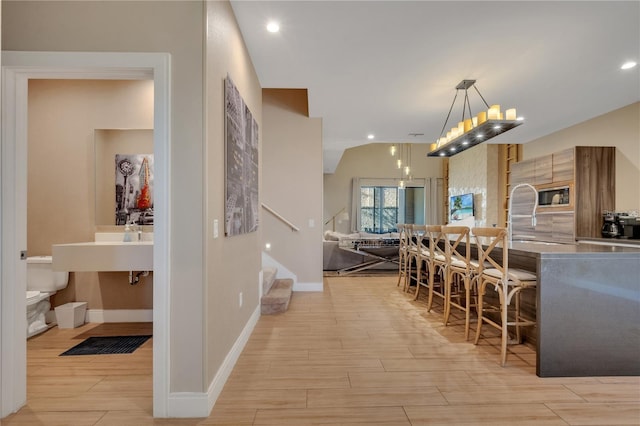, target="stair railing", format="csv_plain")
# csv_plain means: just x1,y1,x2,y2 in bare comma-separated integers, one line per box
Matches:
261,203,300,232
